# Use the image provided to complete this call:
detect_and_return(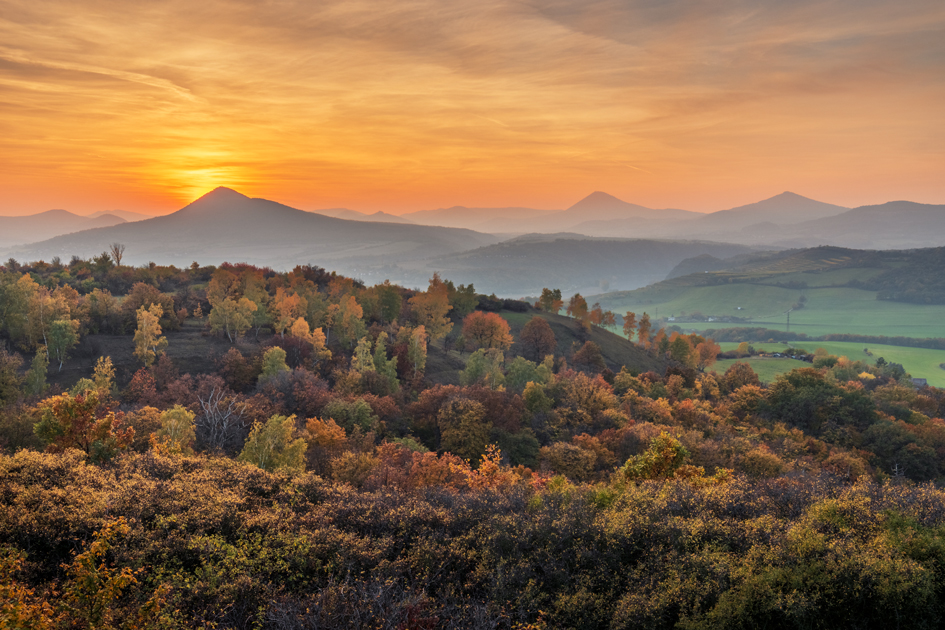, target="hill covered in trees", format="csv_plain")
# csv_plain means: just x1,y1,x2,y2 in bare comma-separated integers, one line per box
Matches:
3,255,945,628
